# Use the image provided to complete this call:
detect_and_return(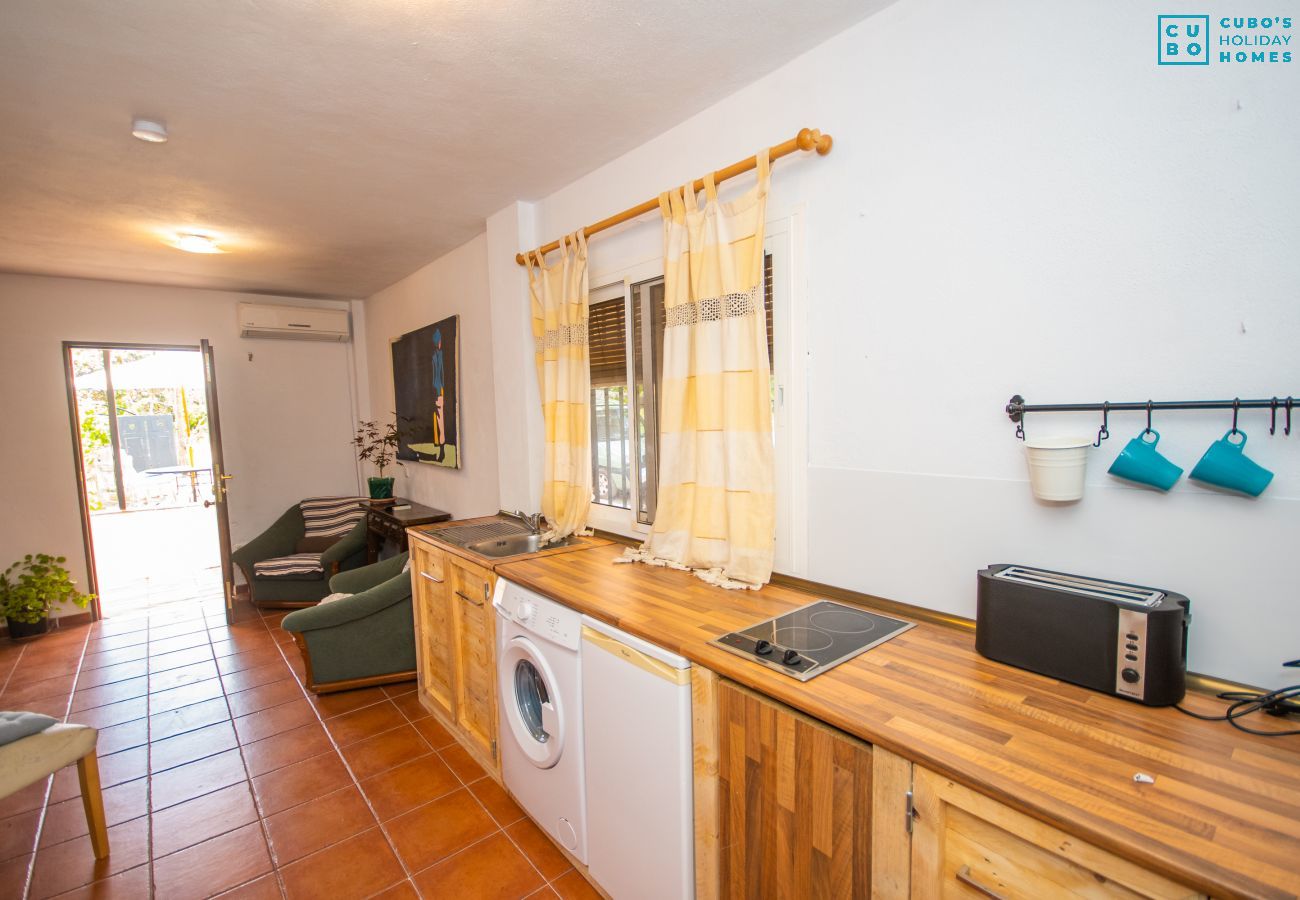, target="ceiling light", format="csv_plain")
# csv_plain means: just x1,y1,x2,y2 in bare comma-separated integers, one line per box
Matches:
168,232,225,254
131,118,168,143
